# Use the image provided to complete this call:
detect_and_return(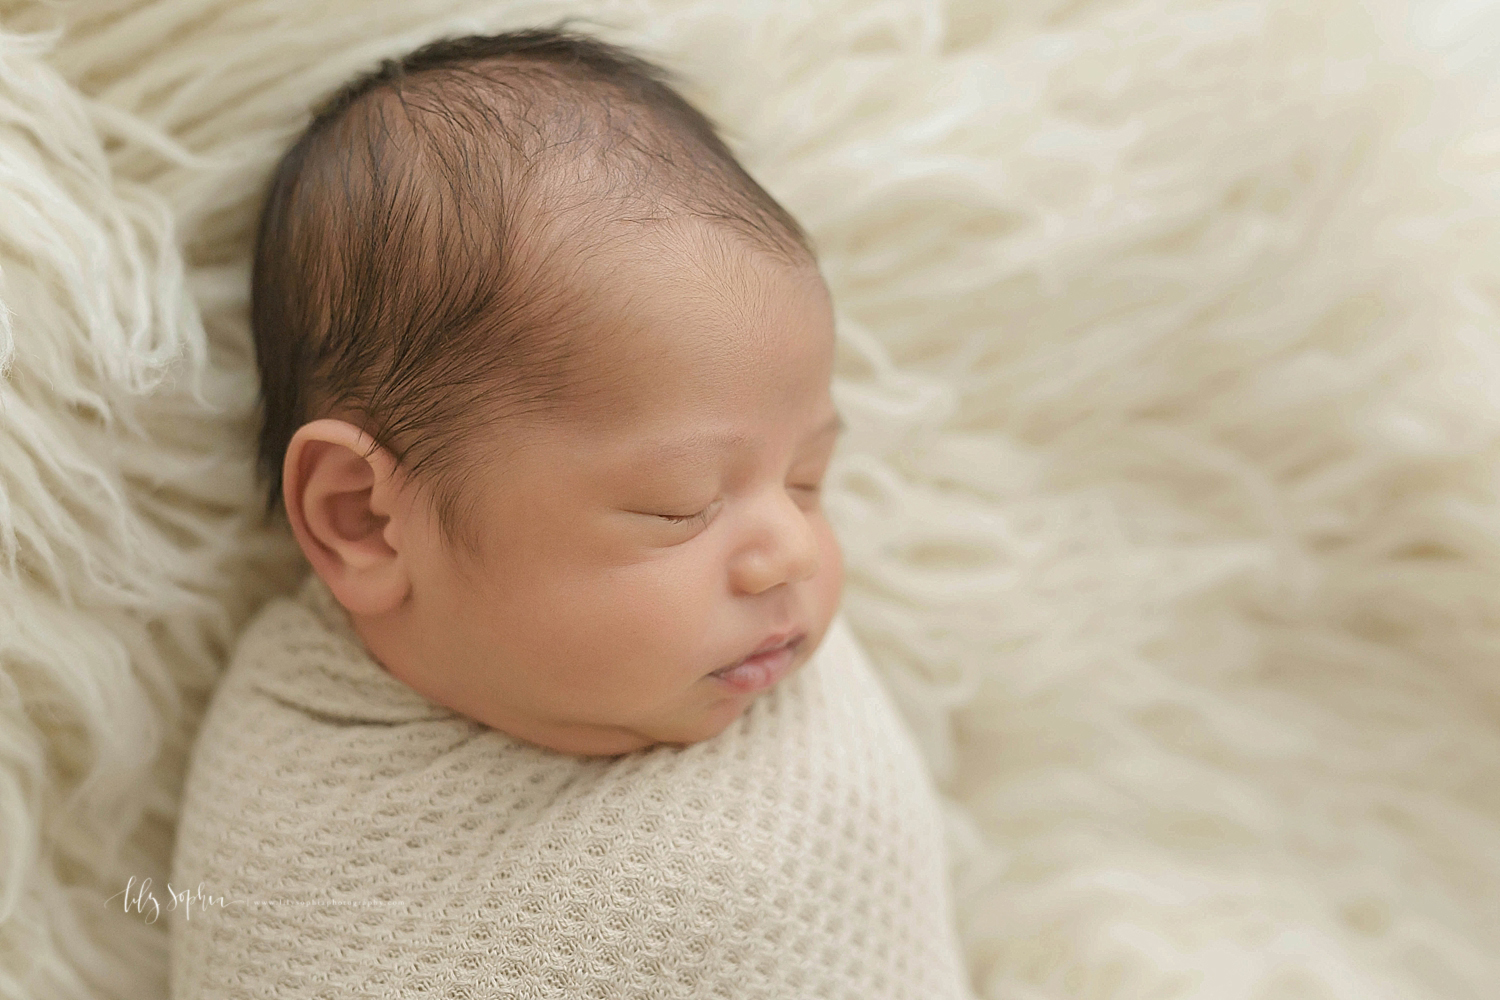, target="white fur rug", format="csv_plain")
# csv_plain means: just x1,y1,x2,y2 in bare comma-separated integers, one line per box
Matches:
3,0,1499,997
